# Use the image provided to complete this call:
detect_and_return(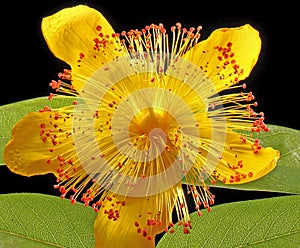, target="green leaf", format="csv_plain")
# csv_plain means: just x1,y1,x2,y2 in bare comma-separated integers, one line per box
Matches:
0,193,96,247
184,124,300,194
0,96,75,164
157,194,300,248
